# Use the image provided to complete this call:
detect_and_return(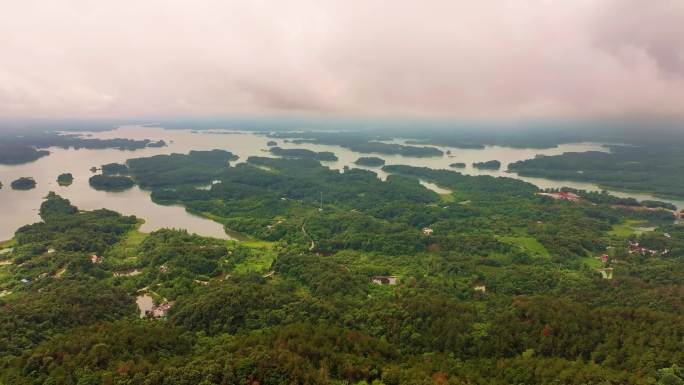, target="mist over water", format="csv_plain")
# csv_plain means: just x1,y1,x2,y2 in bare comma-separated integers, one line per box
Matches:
1,125,682,241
